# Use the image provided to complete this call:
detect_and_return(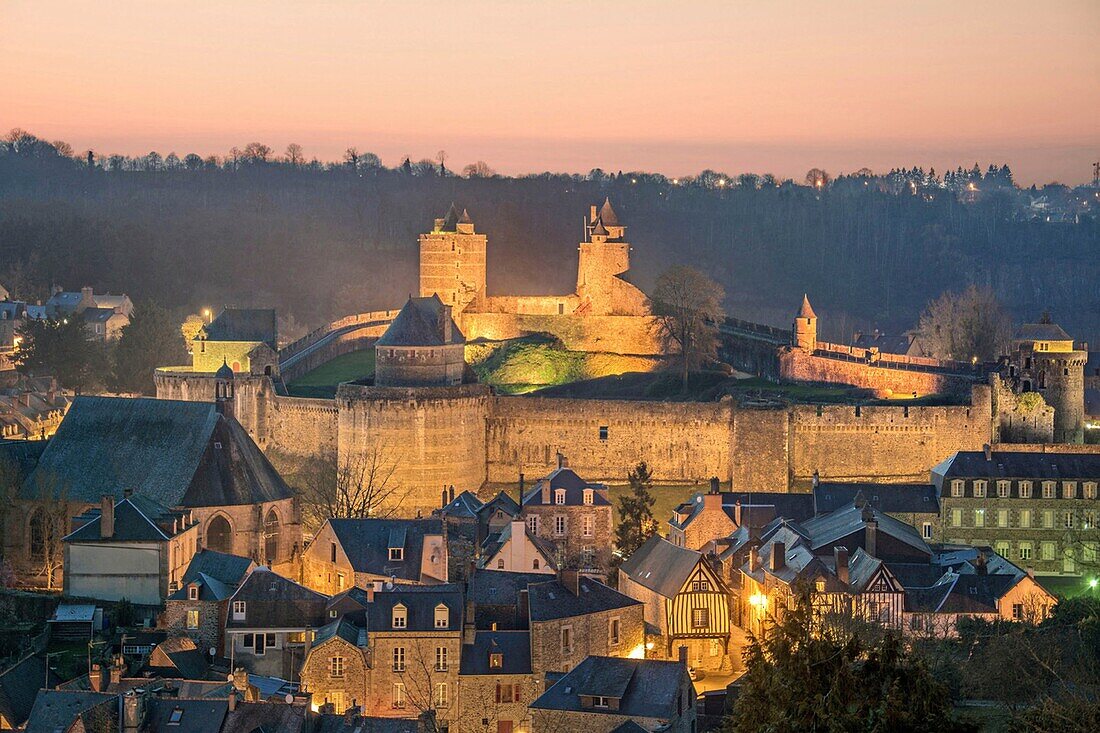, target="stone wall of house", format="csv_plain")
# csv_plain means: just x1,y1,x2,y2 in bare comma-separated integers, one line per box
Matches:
163,599,225,656
529,604,645,676
299,638,370,714
523,503,615,572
